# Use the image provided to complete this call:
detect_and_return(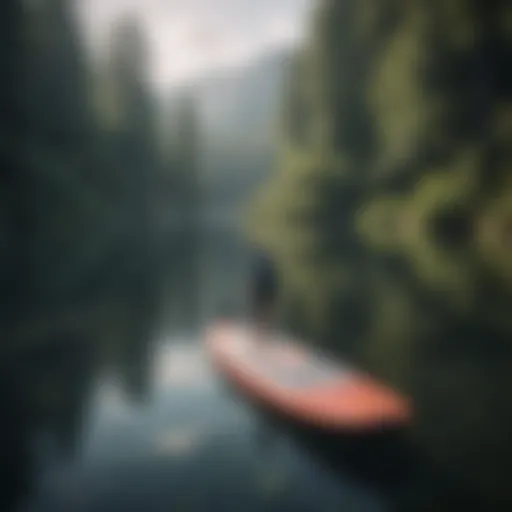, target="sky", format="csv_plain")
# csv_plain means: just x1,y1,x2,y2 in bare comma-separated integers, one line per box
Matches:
76,0,313,92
